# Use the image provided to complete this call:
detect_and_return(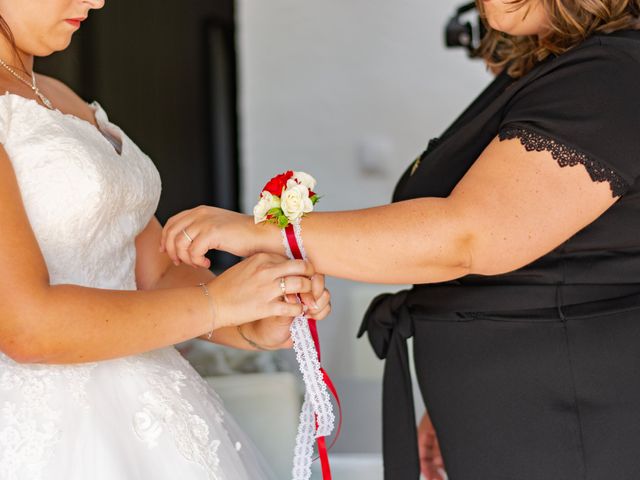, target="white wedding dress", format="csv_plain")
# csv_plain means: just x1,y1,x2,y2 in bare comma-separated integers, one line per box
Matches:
0,93,275,480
